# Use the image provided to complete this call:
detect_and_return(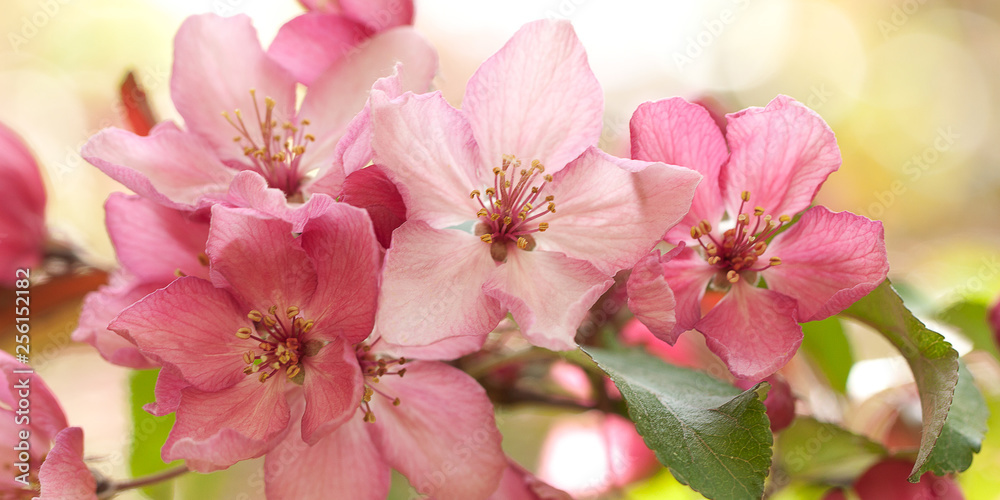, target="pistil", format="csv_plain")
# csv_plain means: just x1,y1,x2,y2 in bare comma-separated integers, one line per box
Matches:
471,155,555,261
